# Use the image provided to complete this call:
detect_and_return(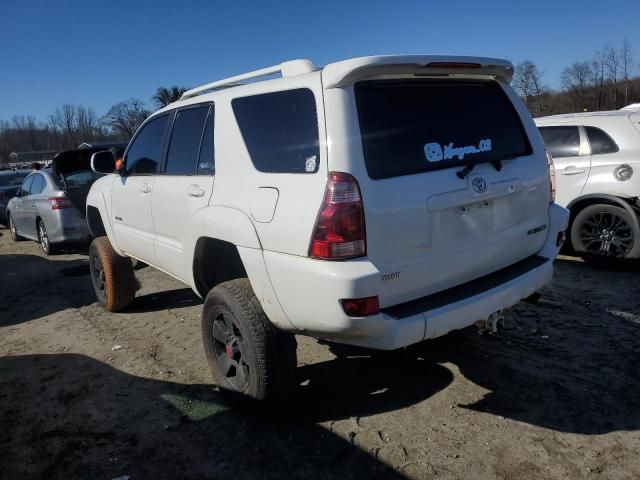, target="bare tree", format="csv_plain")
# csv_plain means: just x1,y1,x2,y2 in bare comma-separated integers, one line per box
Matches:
152,86,188,108
561,62,592,111
102,99,149,138
512,61,546,116
620,38,633,107
605,44,621,108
